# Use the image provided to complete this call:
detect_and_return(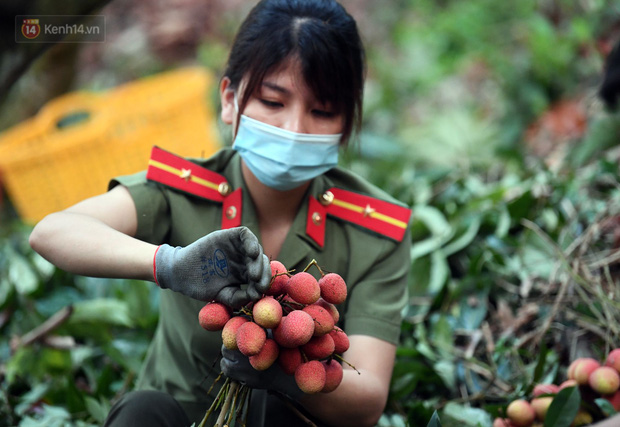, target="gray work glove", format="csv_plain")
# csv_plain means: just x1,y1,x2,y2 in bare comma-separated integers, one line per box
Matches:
220,345,303,401
154,226,271,308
